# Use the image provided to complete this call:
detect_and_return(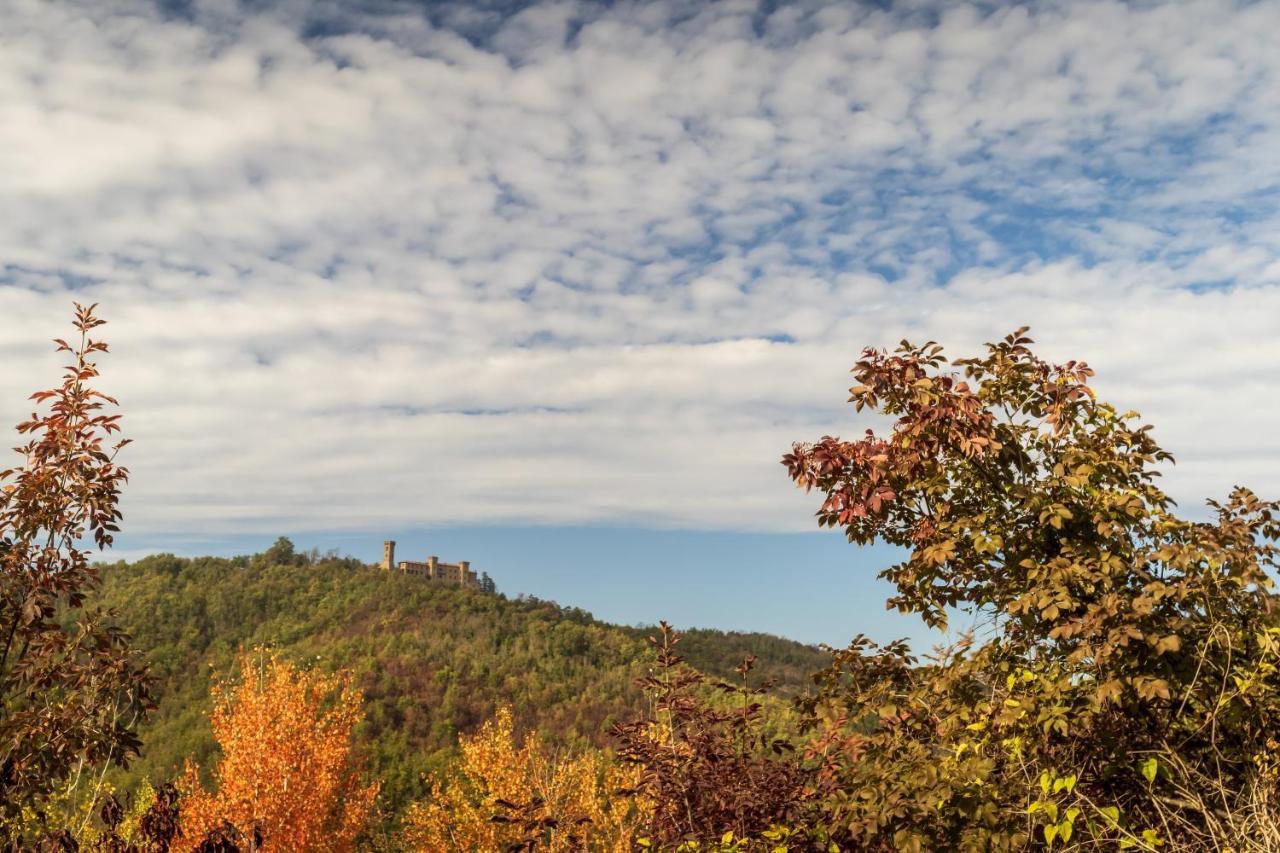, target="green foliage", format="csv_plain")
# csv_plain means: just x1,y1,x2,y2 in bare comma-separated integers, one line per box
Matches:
785,329,1280,850
87,547,827,823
